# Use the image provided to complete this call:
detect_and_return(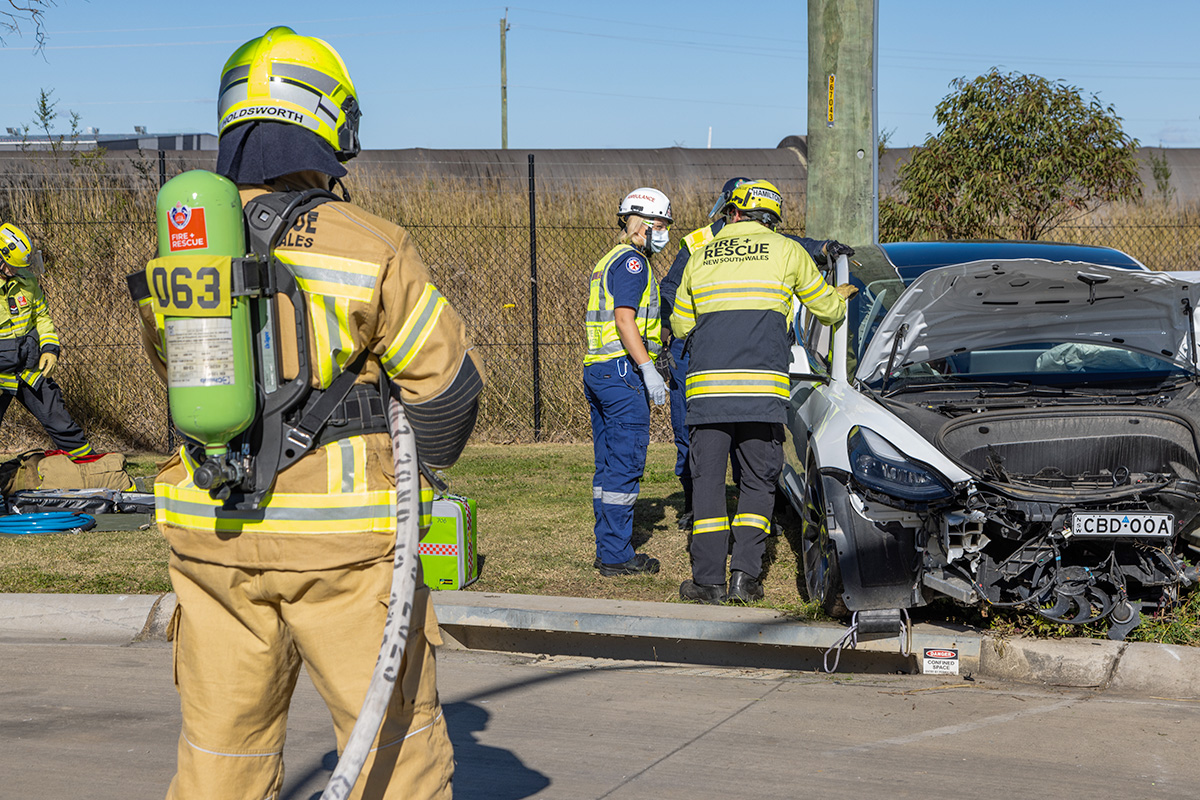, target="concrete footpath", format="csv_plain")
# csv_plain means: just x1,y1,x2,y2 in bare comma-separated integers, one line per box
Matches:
1,590,1197,696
